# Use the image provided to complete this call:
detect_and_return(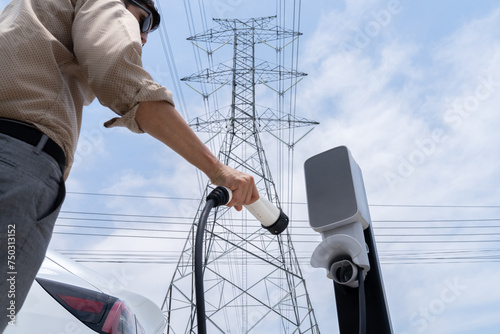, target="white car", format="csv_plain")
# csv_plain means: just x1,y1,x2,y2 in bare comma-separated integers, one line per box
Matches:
4,250,166,334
